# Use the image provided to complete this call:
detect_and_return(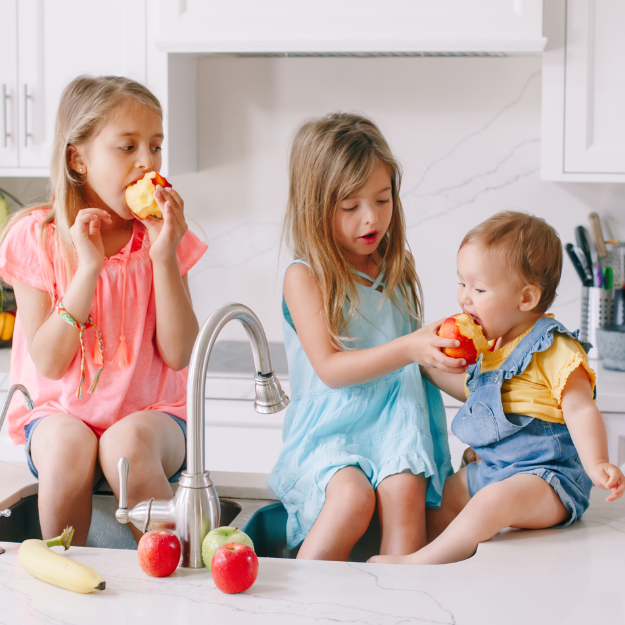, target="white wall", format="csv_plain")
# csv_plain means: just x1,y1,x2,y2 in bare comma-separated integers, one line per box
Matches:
4,55,625,343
